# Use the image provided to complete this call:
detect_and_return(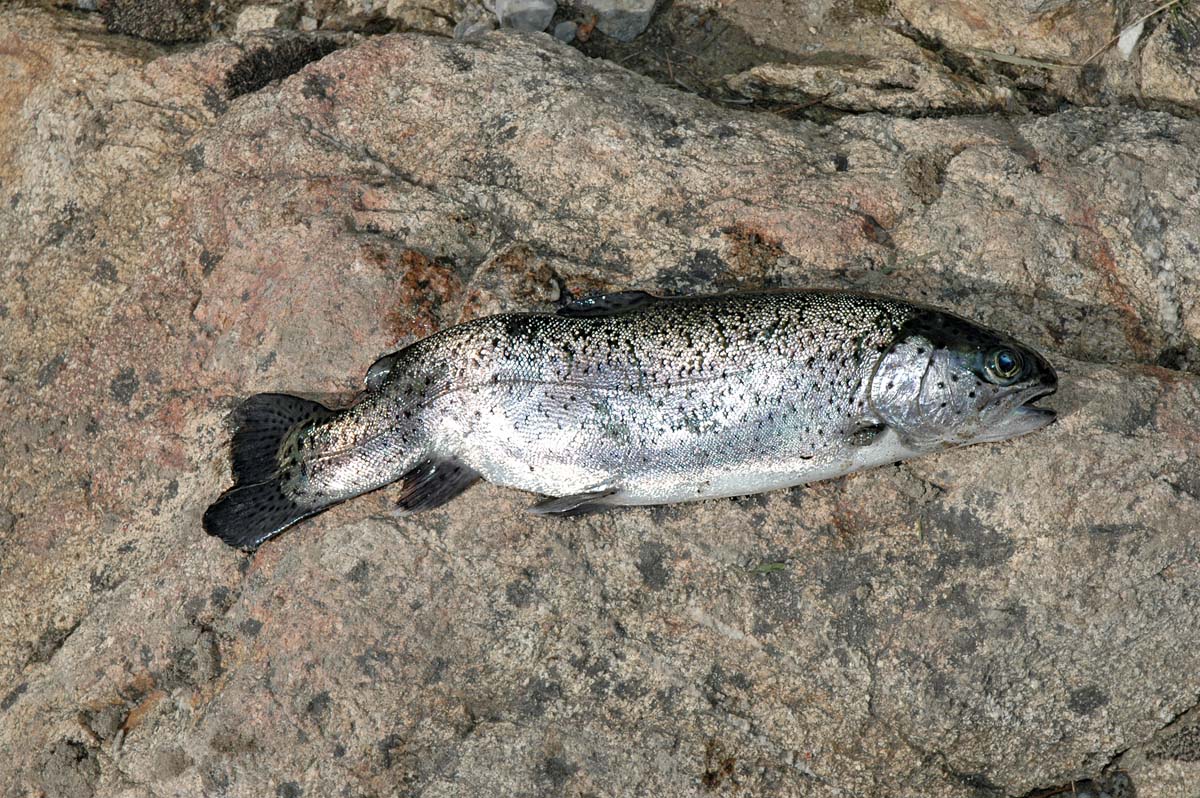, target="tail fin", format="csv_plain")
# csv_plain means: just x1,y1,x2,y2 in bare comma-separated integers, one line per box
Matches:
204,393,333,551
